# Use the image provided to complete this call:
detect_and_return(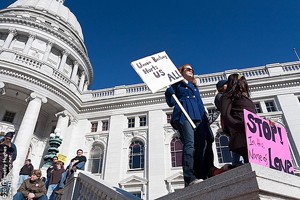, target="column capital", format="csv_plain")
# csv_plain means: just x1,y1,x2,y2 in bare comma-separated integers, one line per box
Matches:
63,50,70,56
55,110,73,120
28,33,36,39
73,60,78,66
0,82,5,89
0,82,5,95
47,40,54,46
8,28,17,36
30,92,47,103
